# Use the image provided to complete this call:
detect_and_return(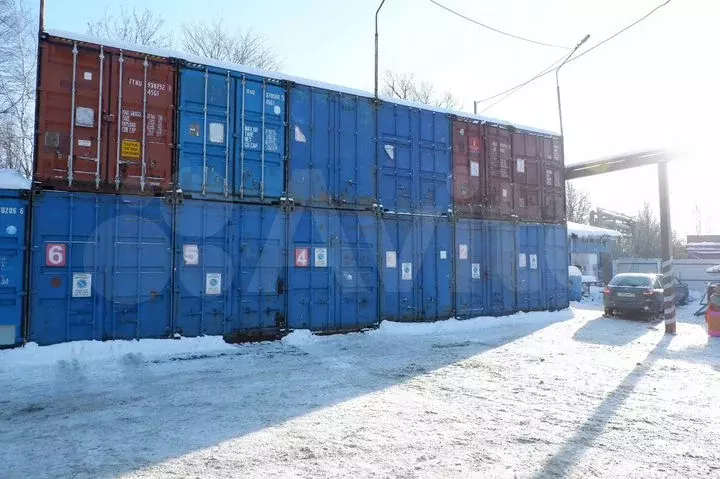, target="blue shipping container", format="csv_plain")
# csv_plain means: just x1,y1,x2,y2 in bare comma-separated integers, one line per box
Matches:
288,208,378,333
174,200,286,339
377,102,452,214
454,218,486,319
486,220,517,315
29,192,173,345
379,214,453,322
542,224,570,310
177,65,286,200
0,190,28,346
288,85,376,209
516,224,543,311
